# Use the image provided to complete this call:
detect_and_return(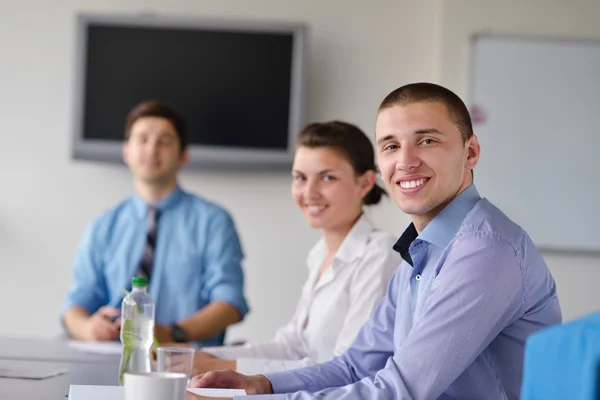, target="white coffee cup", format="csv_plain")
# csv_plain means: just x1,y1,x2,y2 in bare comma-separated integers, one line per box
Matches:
124,371,188,400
